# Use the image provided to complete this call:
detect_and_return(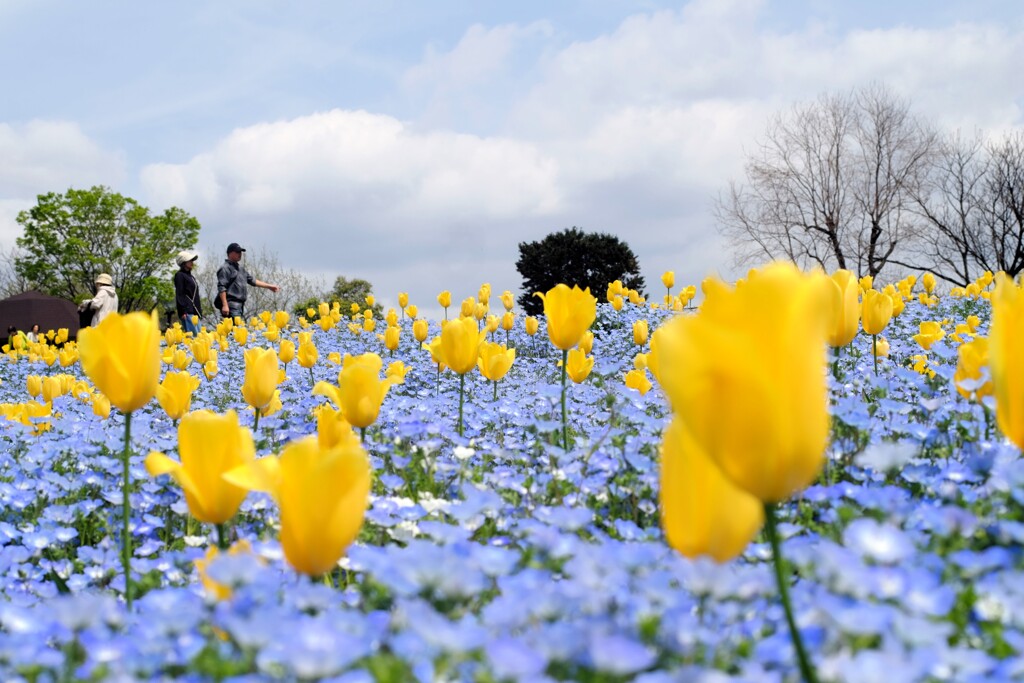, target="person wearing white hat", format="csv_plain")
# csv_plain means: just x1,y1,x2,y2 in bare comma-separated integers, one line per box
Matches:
174,250,202,333
78,273,119,327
